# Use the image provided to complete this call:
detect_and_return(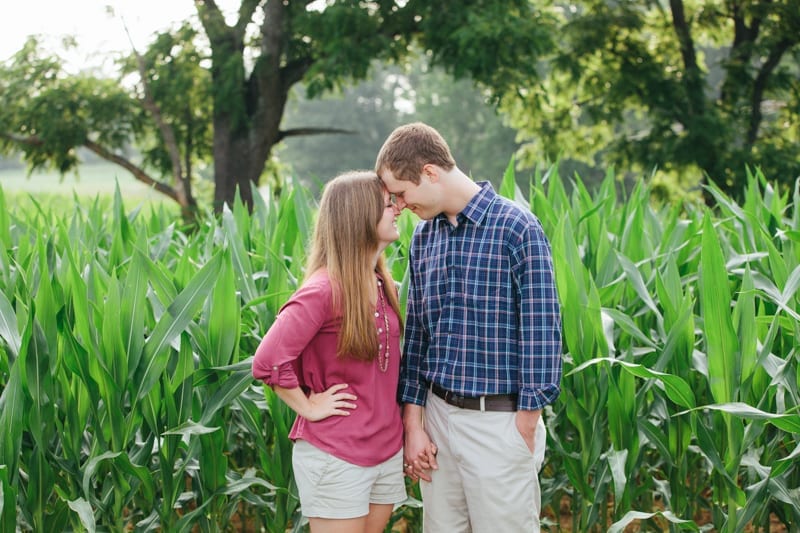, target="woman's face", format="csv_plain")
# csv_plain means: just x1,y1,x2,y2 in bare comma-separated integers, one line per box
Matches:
376,189,400,249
